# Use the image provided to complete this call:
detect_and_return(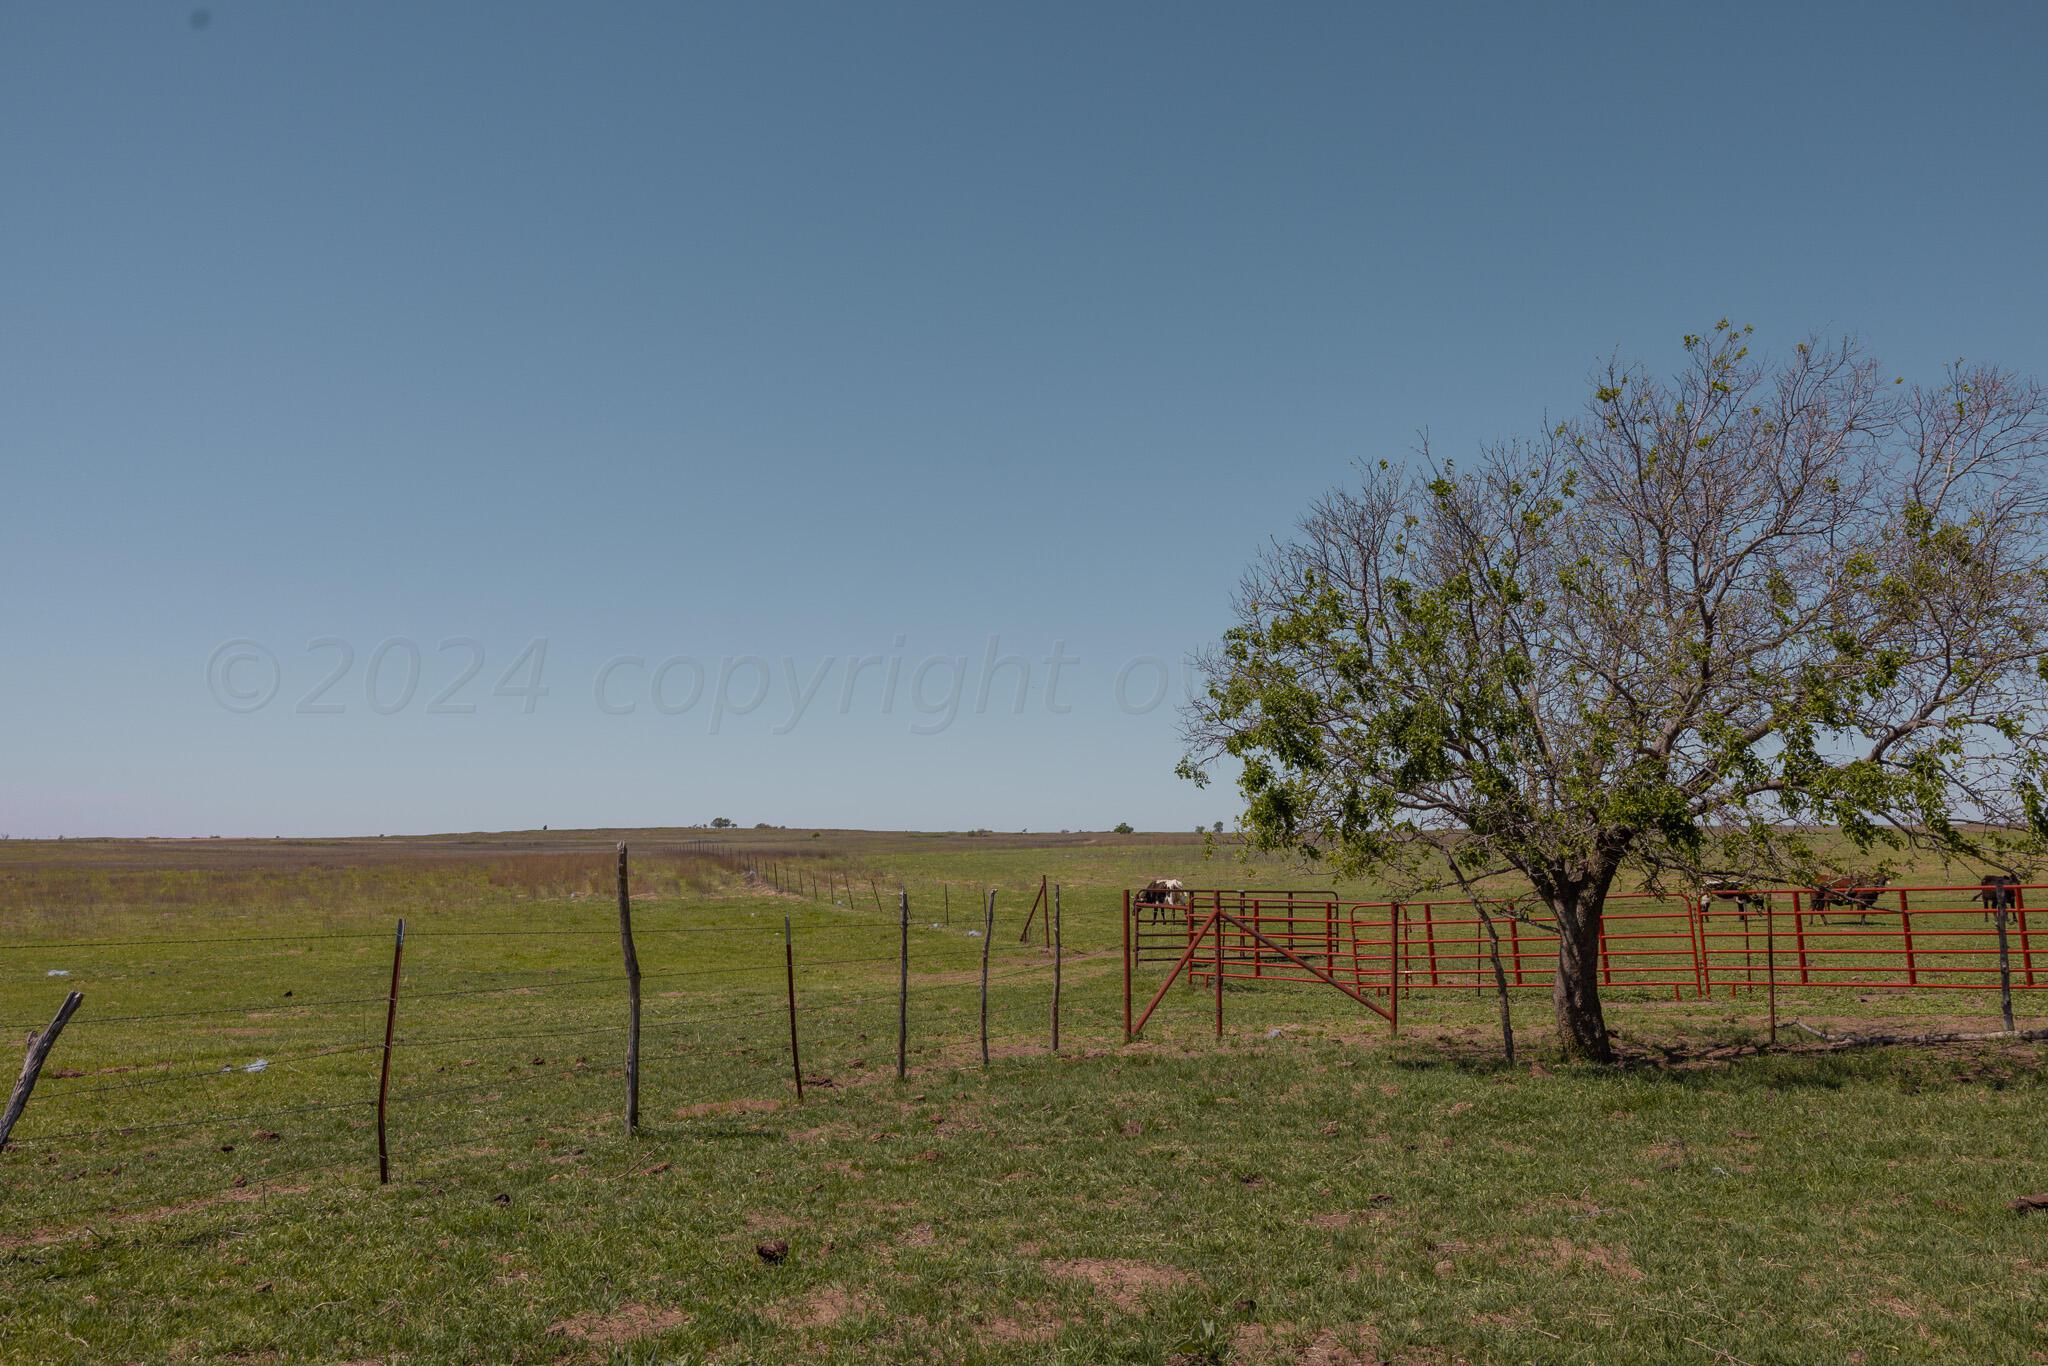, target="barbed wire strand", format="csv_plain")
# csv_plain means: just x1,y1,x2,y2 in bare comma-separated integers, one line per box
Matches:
31,1041,385,1101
